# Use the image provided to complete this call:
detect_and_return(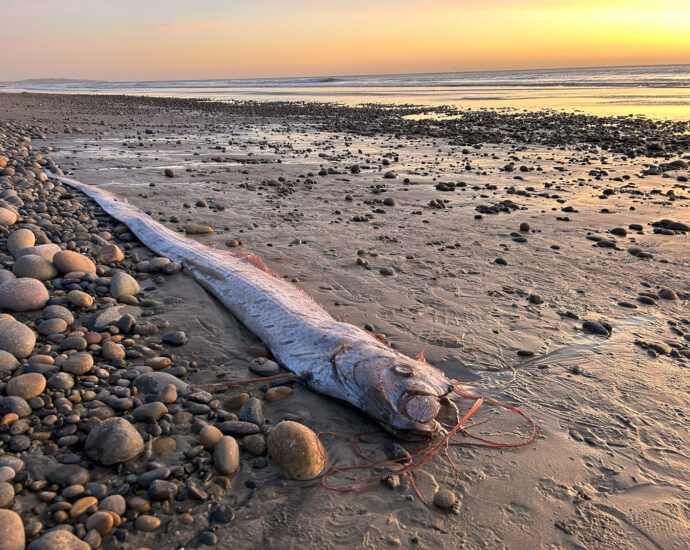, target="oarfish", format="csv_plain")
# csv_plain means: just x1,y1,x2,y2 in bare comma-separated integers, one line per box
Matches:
48,172,454,438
